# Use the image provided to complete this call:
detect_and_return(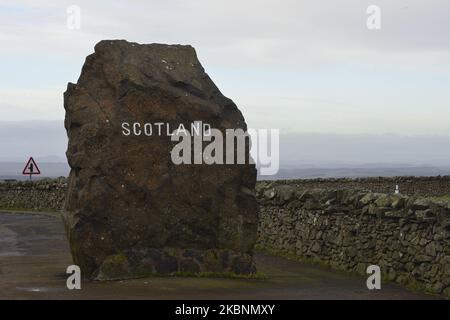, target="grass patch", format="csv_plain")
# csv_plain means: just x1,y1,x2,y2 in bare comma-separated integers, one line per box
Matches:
170,271,268,280
255,245,334,270
430,194,450,202
96,271,268,282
